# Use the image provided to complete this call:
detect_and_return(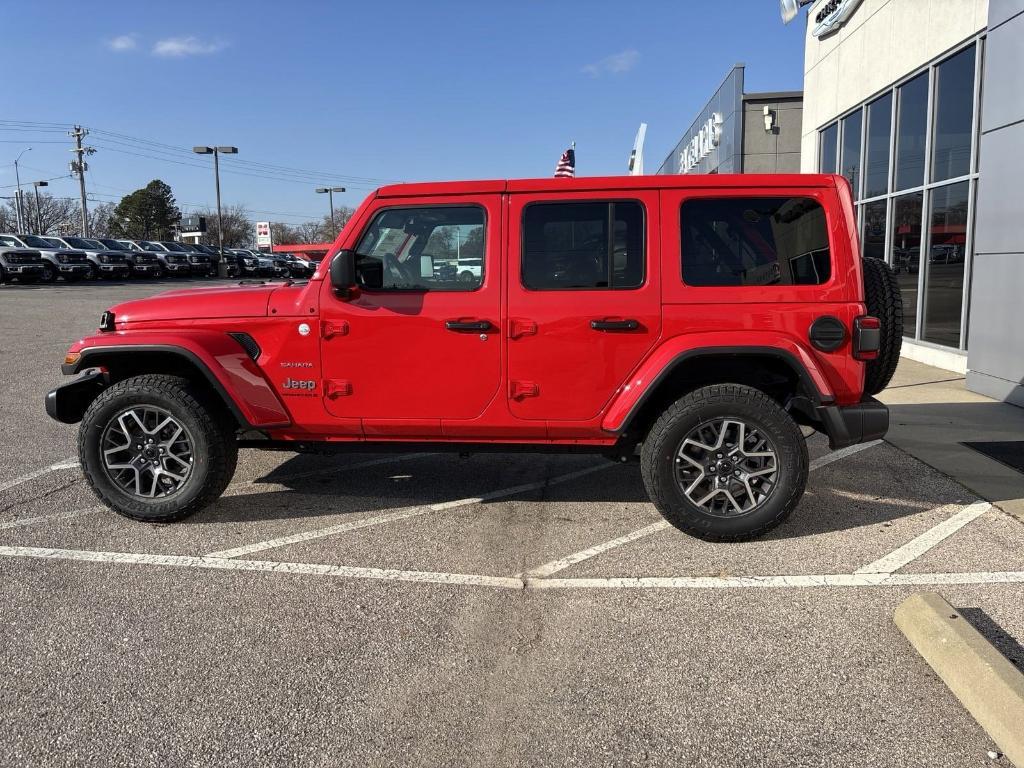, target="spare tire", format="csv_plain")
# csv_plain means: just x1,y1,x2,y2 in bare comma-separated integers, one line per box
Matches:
862,257,903,395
